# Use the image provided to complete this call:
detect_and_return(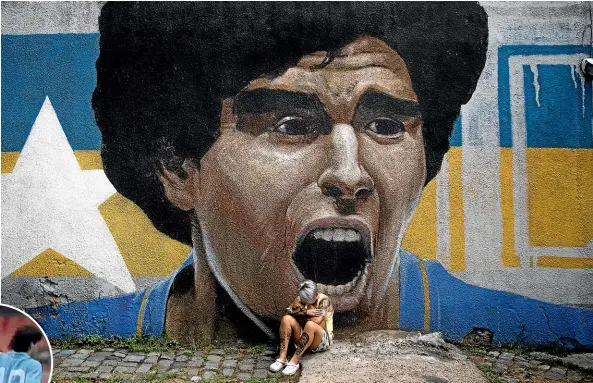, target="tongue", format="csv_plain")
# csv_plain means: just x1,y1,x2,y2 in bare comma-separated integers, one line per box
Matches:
293,236,367,285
